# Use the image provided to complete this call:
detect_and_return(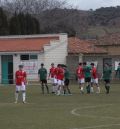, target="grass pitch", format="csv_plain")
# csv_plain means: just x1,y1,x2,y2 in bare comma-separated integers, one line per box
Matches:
0,83,120,129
